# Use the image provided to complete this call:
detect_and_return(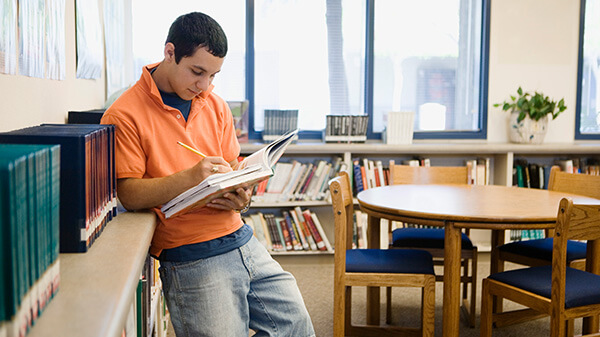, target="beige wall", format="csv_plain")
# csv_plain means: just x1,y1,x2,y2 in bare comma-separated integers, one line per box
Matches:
487,0,581,143
0,0,106,132
0,0,586,142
